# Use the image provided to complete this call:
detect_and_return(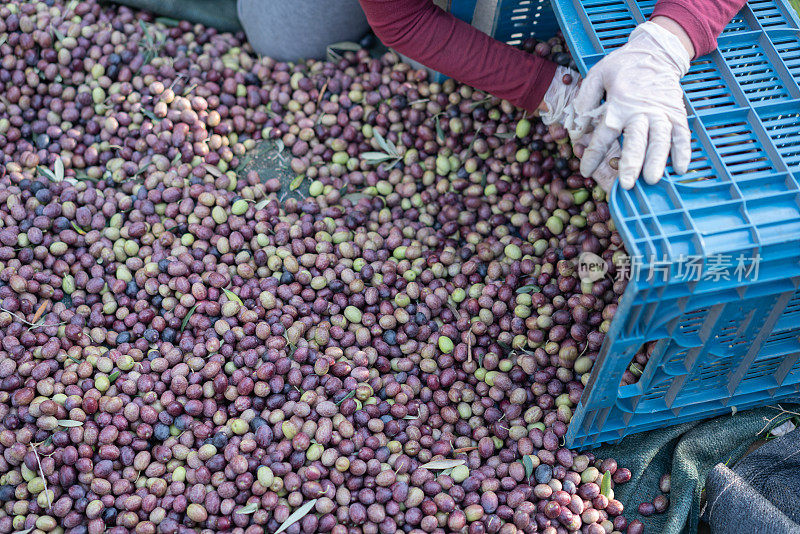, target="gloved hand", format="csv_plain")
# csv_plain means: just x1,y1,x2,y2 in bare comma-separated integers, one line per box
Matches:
539,65,621,192
570,21,693,189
